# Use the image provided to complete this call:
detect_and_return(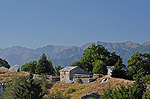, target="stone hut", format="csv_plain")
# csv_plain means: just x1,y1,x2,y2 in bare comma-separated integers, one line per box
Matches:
9,65,20,72
60,66,90,82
